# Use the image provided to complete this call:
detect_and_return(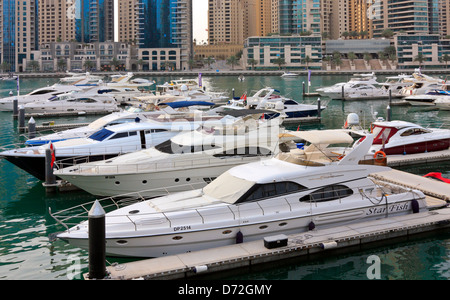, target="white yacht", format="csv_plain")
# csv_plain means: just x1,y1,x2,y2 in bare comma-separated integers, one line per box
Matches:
53,116,282,197
1,117,232,181
24,108,180,146
22,92,119,114
212,87,325,122
53,133,429,258
0,76,102,112
281,72,299,78
364,119,450,156
316,72,378,99
434,96,450,111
